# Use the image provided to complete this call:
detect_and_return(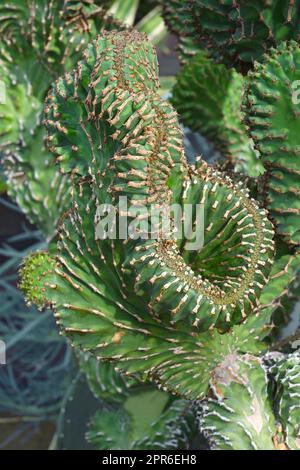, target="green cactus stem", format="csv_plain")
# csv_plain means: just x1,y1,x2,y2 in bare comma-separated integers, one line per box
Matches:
196,355,284,450
244,41,300,246
172,51,264,176
161,0,300,70
266,352,300,450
